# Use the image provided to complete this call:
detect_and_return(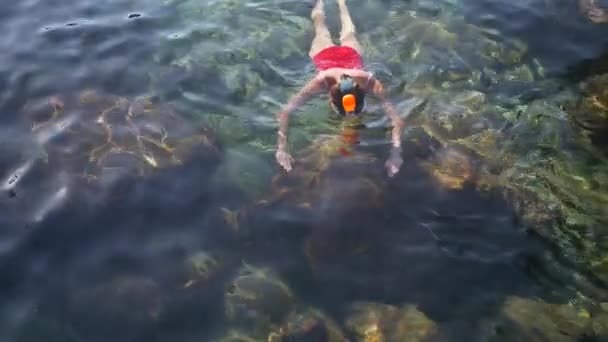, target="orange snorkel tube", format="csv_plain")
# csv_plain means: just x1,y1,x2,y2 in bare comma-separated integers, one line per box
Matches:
342,93,356,115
